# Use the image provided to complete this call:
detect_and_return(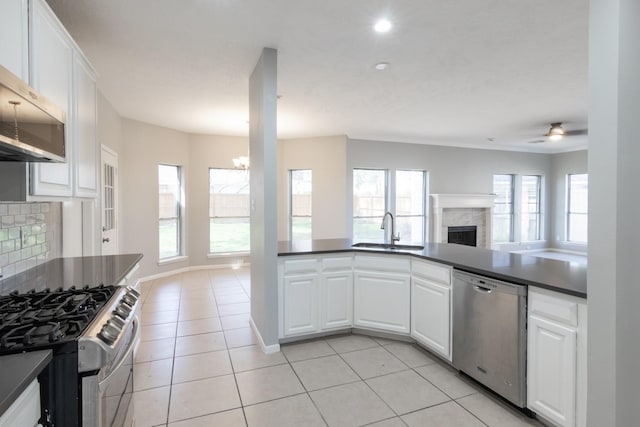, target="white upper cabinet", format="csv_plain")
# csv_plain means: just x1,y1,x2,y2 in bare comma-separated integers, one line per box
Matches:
73,53,98,197
27,0,99,199
0,0,29,80
29,0,74,197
